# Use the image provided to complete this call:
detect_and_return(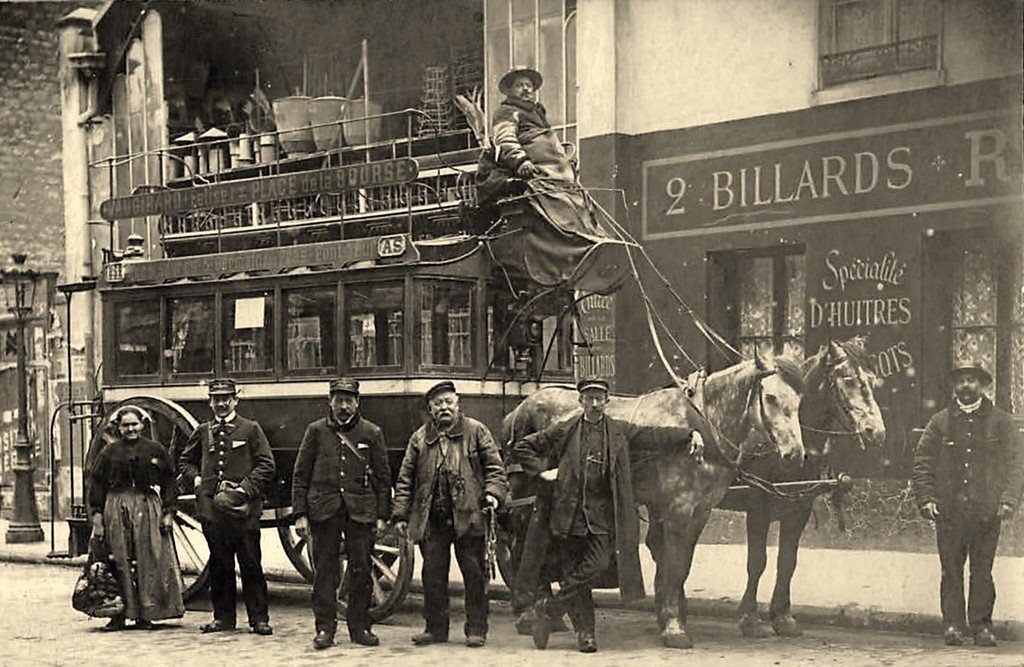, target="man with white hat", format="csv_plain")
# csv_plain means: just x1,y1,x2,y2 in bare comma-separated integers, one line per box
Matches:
912,362,1023,647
